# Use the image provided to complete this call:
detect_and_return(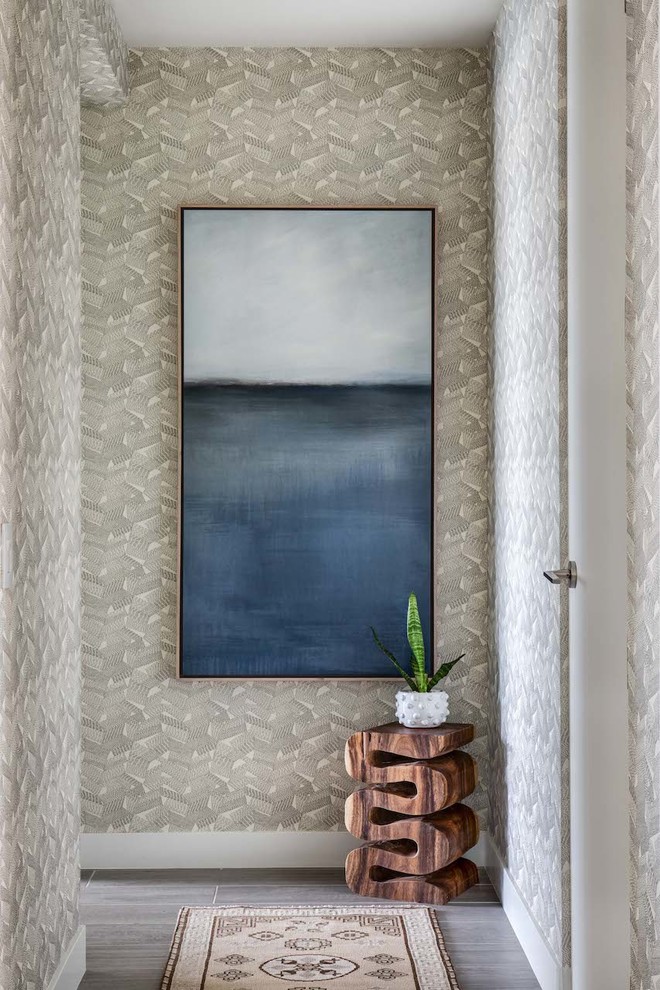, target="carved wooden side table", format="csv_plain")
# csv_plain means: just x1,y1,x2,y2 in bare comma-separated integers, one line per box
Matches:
344,722,479,905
